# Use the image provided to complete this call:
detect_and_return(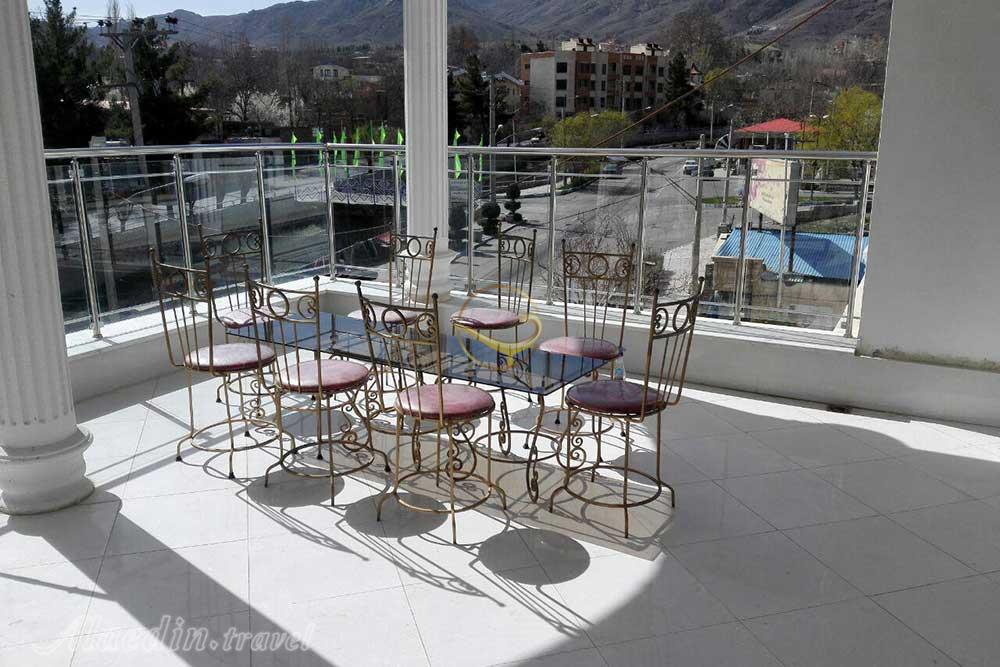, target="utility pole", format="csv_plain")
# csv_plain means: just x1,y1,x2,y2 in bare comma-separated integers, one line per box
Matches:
98,15,178,147
488,75,496,199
